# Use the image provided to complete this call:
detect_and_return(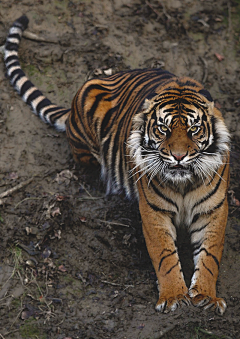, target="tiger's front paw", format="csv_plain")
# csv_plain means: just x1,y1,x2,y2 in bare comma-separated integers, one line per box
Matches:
155,293,190,313
190,293,227,315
